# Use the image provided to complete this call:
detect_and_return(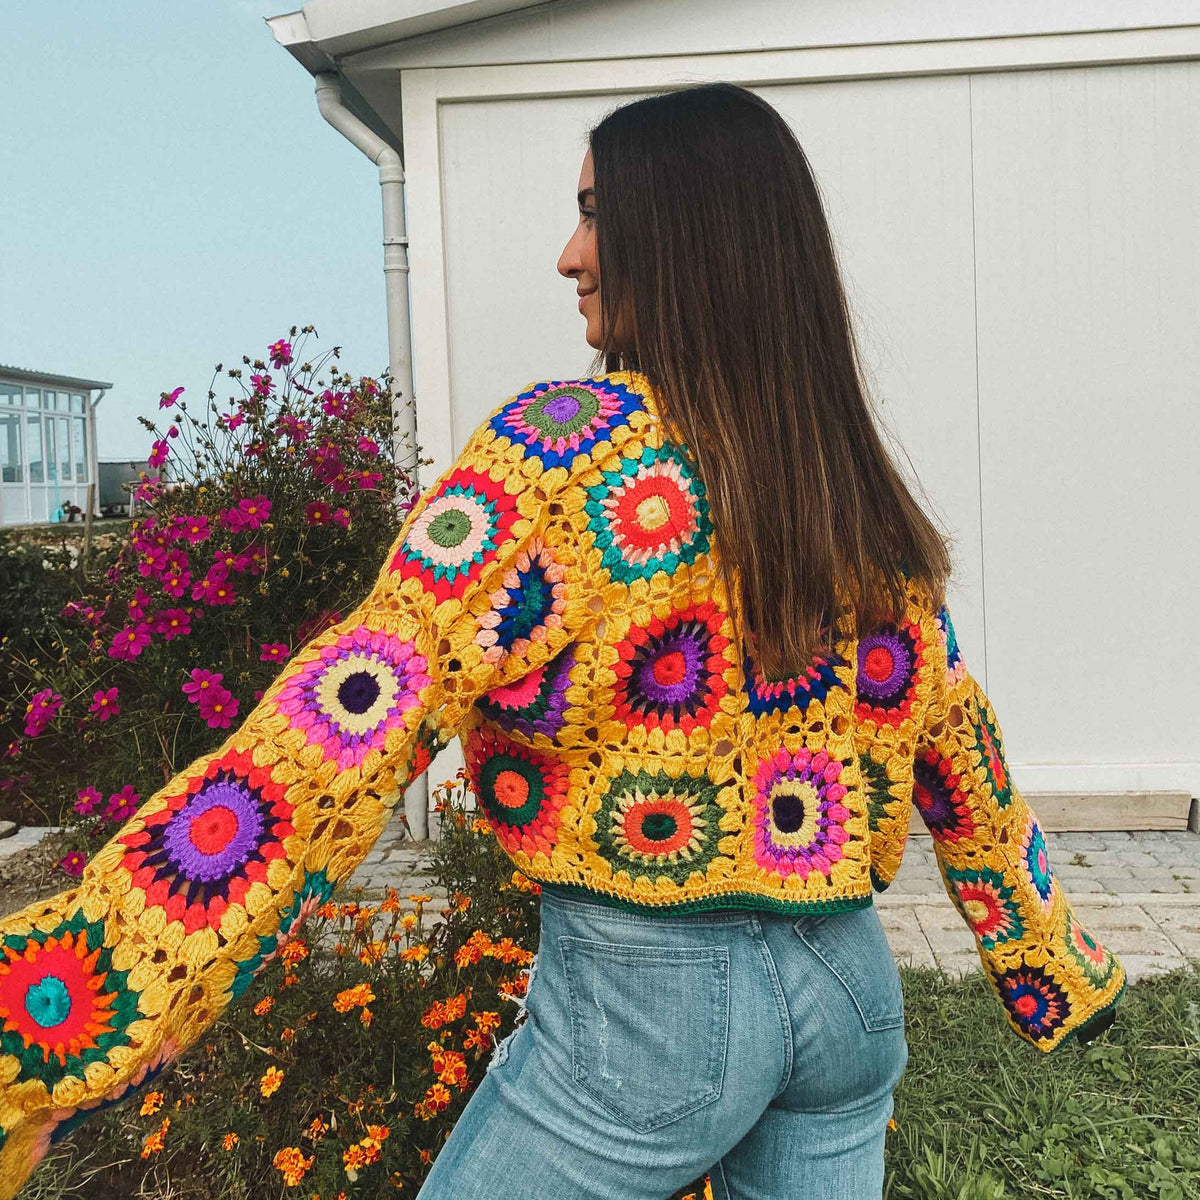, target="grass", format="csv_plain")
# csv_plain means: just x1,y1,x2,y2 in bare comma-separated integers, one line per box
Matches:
884,963,1200,1199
